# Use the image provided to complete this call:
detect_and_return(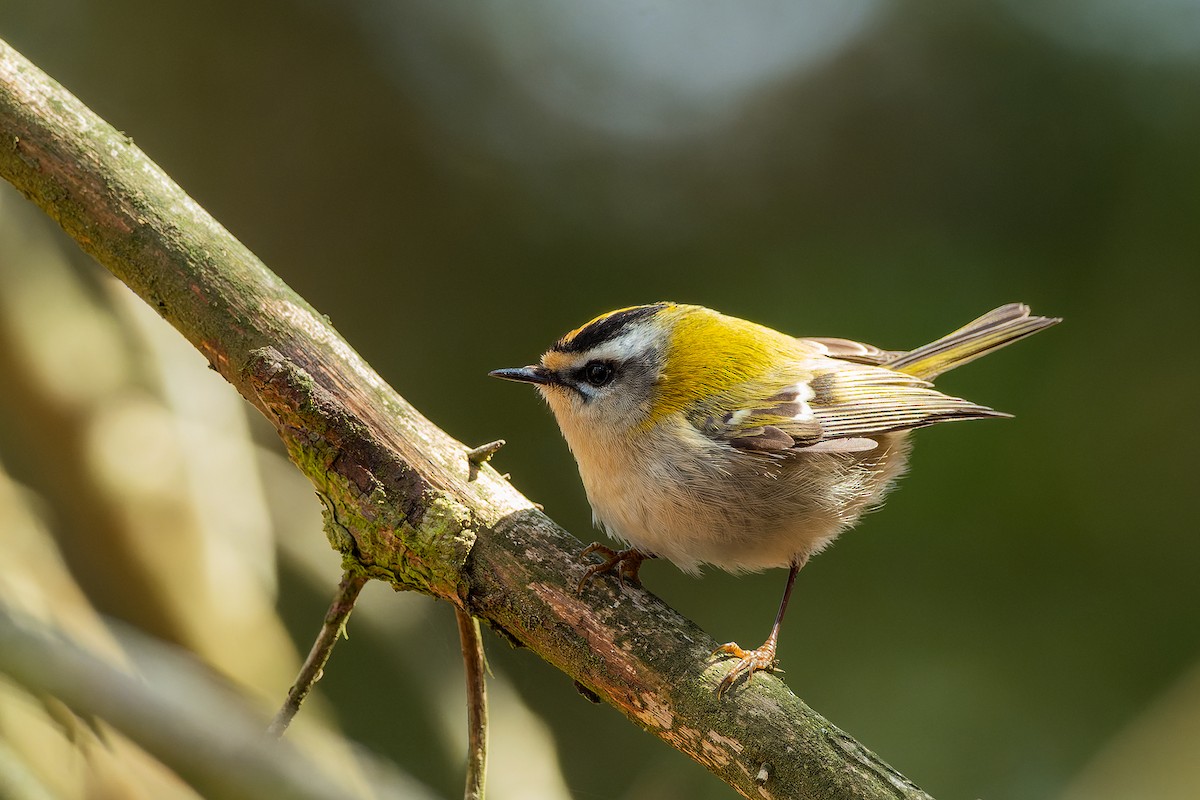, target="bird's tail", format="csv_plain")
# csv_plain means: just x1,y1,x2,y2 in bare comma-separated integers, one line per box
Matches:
886,303,1060,380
